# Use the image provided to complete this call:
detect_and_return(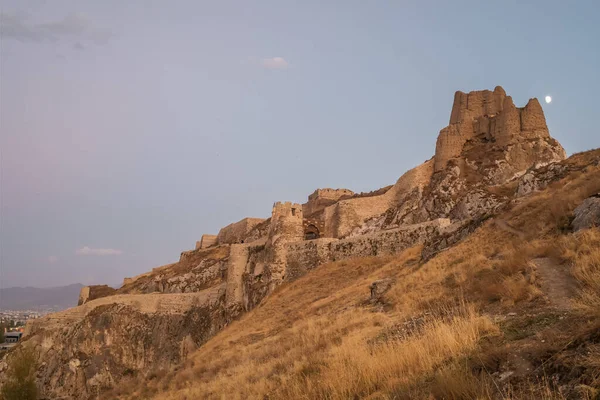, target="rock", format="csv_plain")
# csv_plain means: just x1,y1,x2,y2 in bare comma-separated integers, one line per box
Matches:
369,278,395,303
516,163,569,197
571,195,600,231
